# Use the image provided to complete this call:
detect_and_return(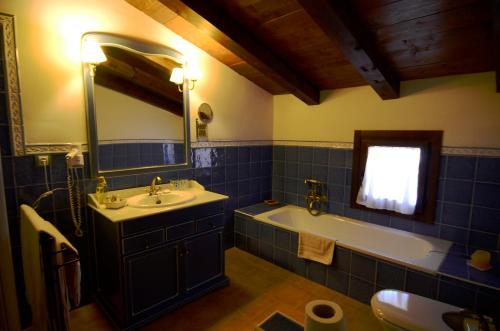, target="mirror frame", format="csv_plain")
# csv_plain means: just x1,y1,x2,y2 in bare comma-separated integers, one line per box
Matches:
82,32,191,177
